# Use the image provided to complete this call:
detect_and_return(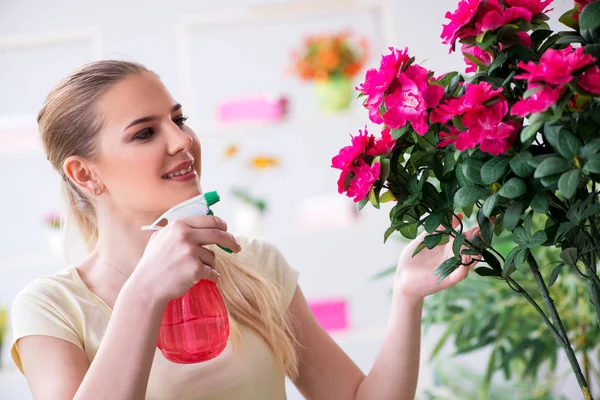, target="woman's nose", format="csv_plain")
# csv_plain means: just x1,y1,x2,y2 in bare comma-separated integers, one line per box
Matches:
166,124,193,155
